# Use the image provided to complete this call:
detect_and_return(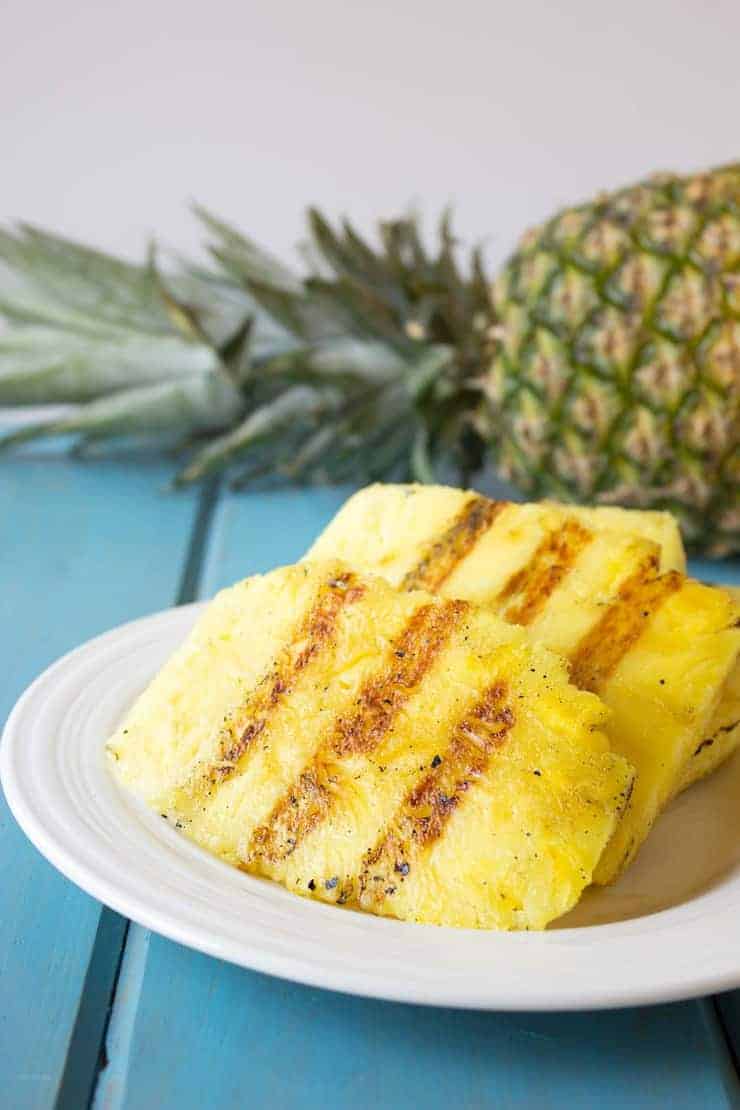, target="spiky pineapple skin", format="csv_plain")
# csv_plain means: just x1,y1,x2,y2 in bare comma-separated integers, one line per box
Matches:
485,164,740,556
